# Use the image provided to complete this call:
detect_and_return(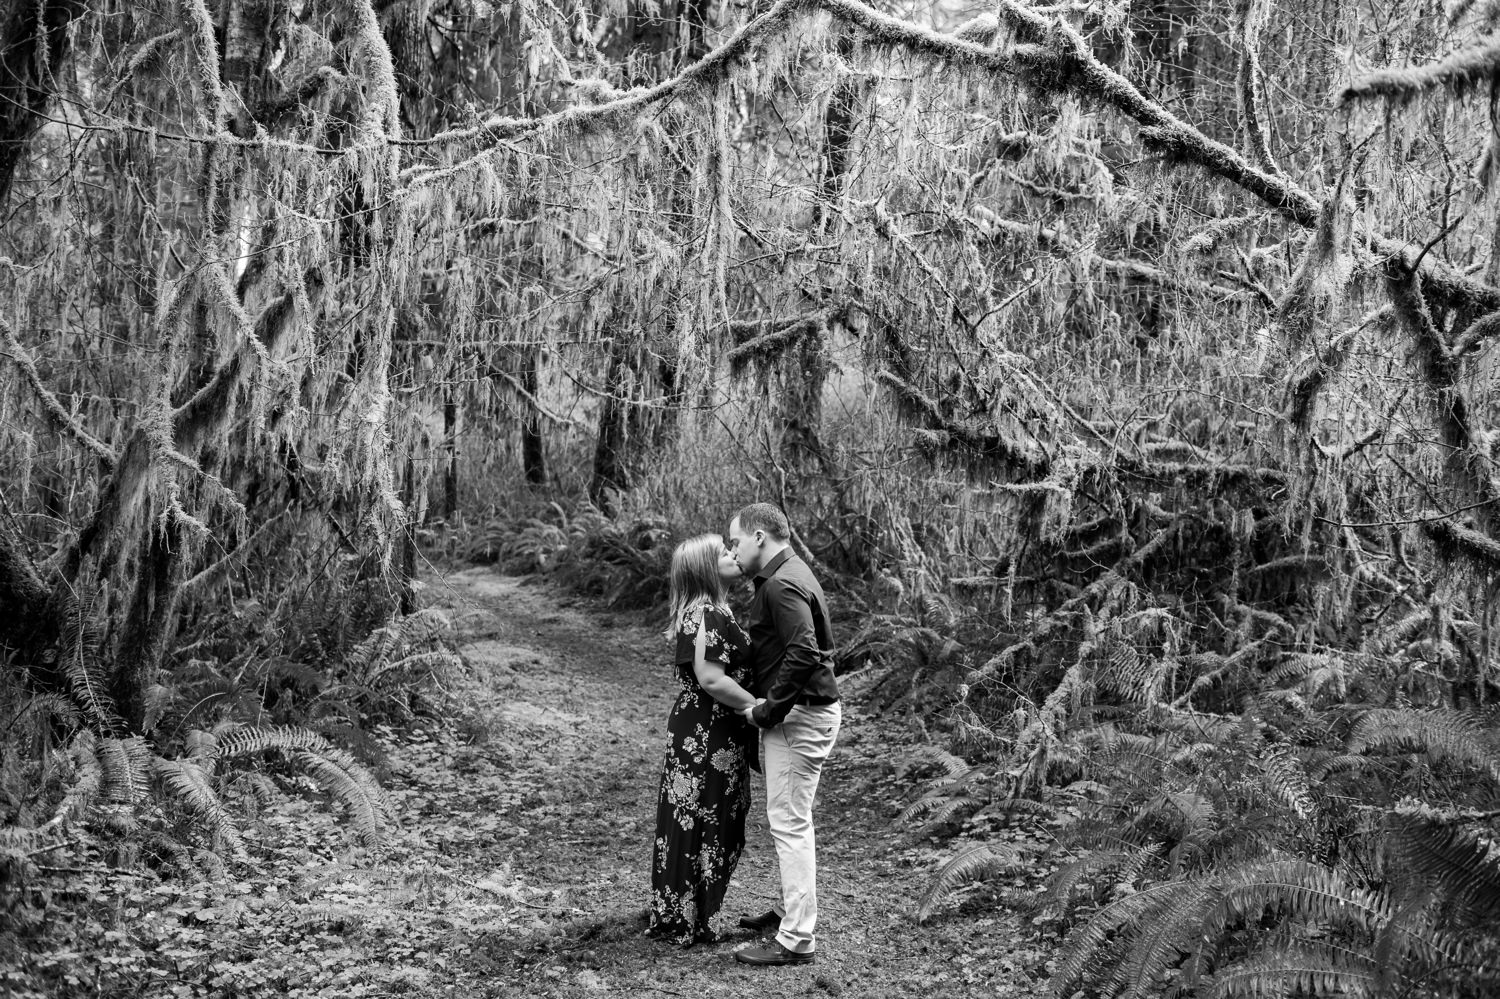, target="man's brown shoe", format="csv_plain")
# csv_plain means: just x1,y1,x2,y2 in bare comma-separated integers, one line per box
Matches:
737,909,781,932
734,942,815,966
